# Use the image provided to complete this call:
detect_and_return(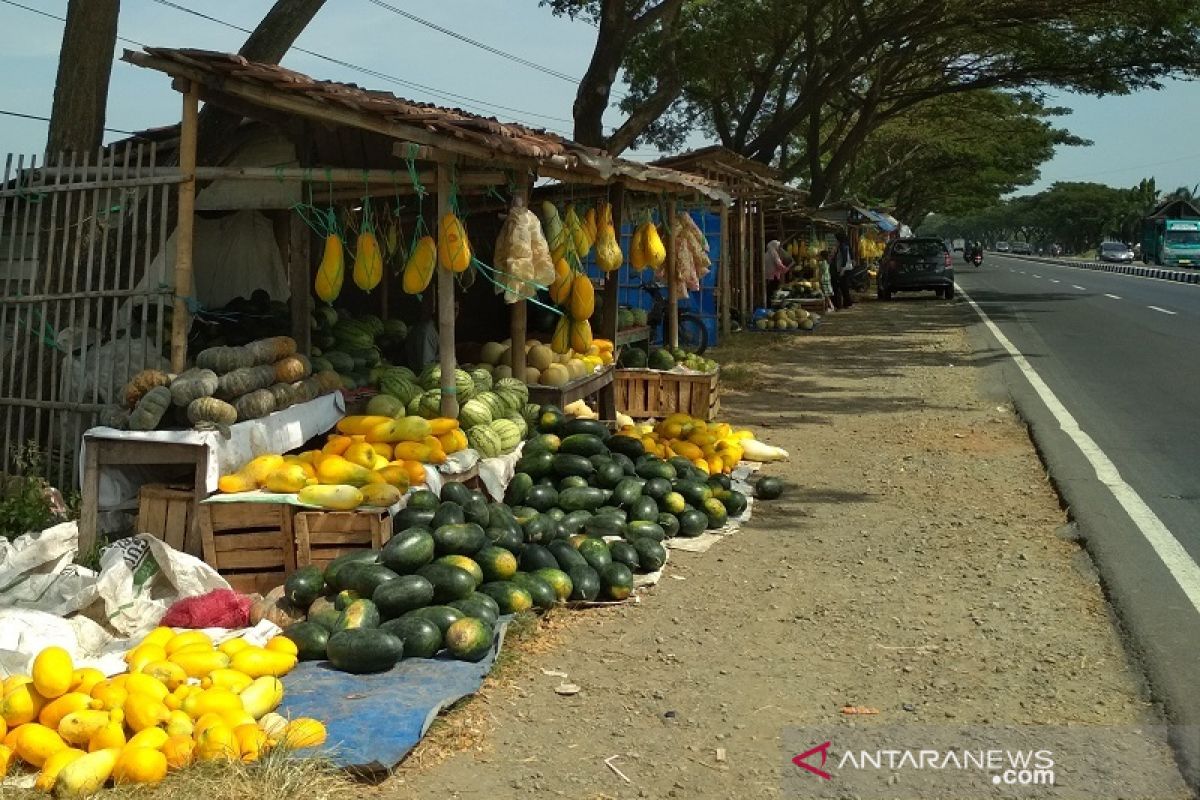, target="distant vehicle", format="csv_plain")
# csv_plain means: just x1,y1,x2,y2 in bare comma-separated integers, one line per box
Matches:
1009,242,1033,255
994,241,1011,252
1050,244,1063,257
1098,241,1135,263
1143,218,1200,267
877,238,955,301
951,238,966,252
